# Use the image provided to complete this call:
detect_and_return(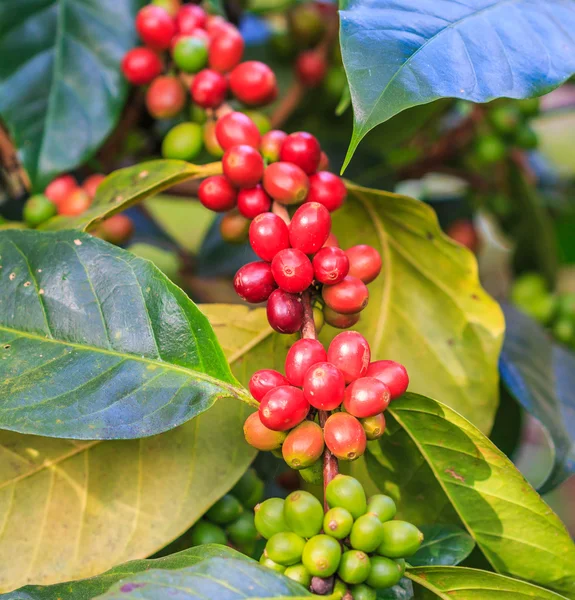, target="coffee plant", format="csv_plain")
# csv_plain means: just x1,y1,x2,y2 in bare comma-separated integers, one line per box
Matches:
0,0,575,598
